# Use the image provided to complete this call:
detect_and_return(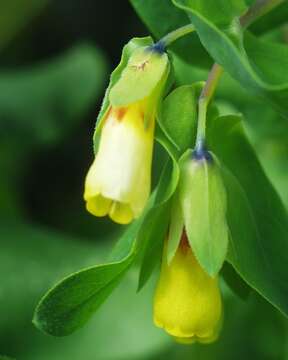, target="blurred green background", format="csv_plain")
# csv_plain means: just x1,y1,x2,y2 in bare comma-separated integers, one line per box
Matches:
1,1,288,359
